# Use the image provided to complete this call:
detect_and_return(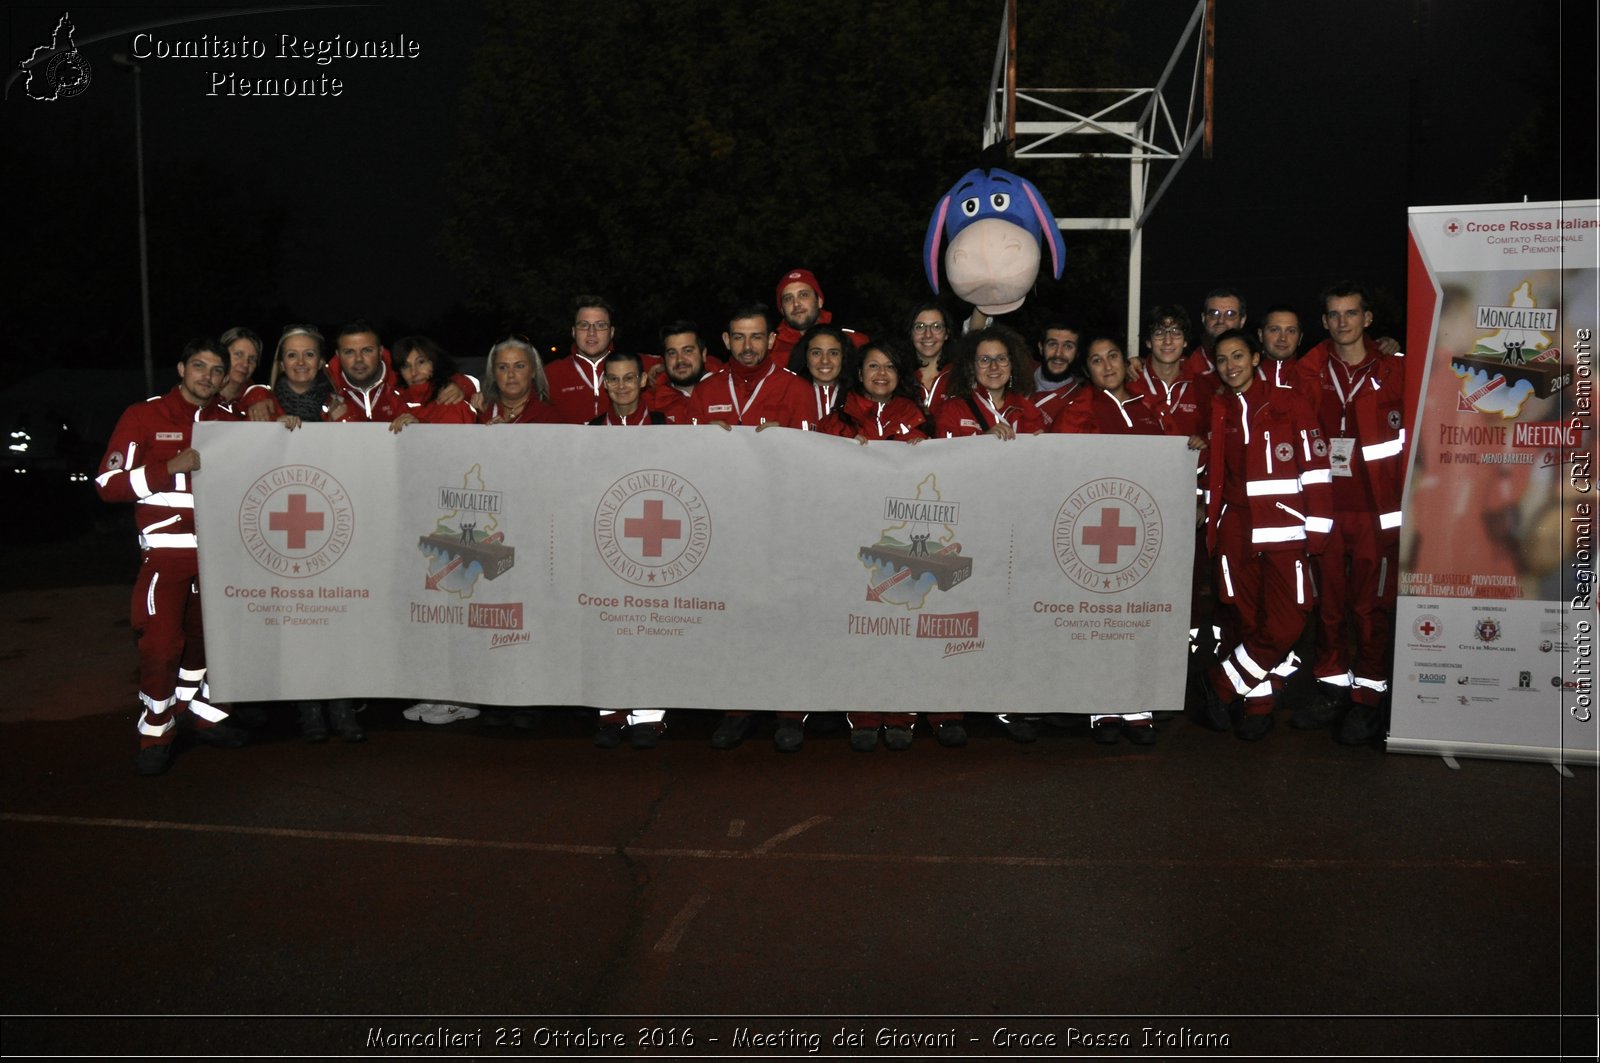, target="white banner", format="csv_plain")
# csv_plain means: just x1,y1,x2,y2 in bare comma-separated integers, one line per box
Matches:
193,423,1197,714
